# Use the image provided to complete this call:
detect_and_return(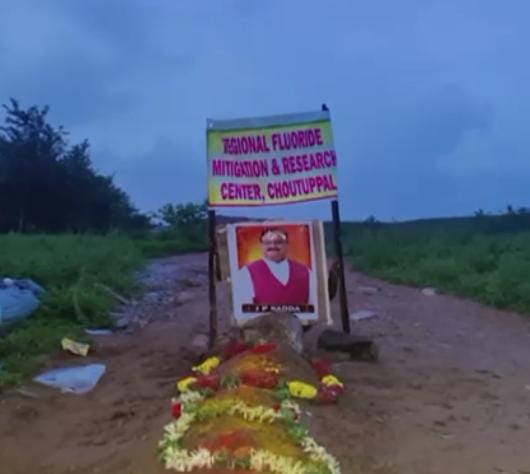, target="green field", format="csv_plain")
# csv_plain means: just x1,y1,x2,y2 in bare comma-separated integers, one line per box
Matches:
340,214,530,315
0,231,207,388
